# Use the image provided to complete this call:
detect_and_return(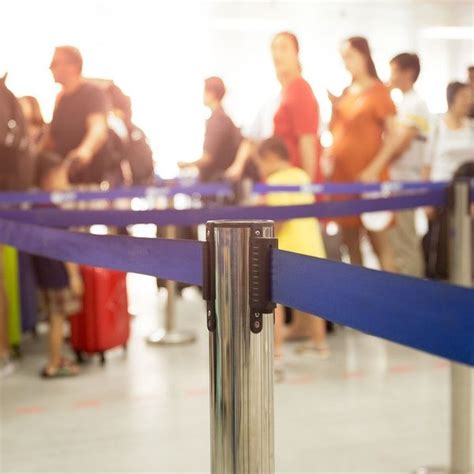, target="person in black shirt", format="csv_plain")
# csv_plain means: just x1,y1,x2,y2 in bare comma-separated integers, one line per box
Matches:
42,46,109,184
179,76,242,181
